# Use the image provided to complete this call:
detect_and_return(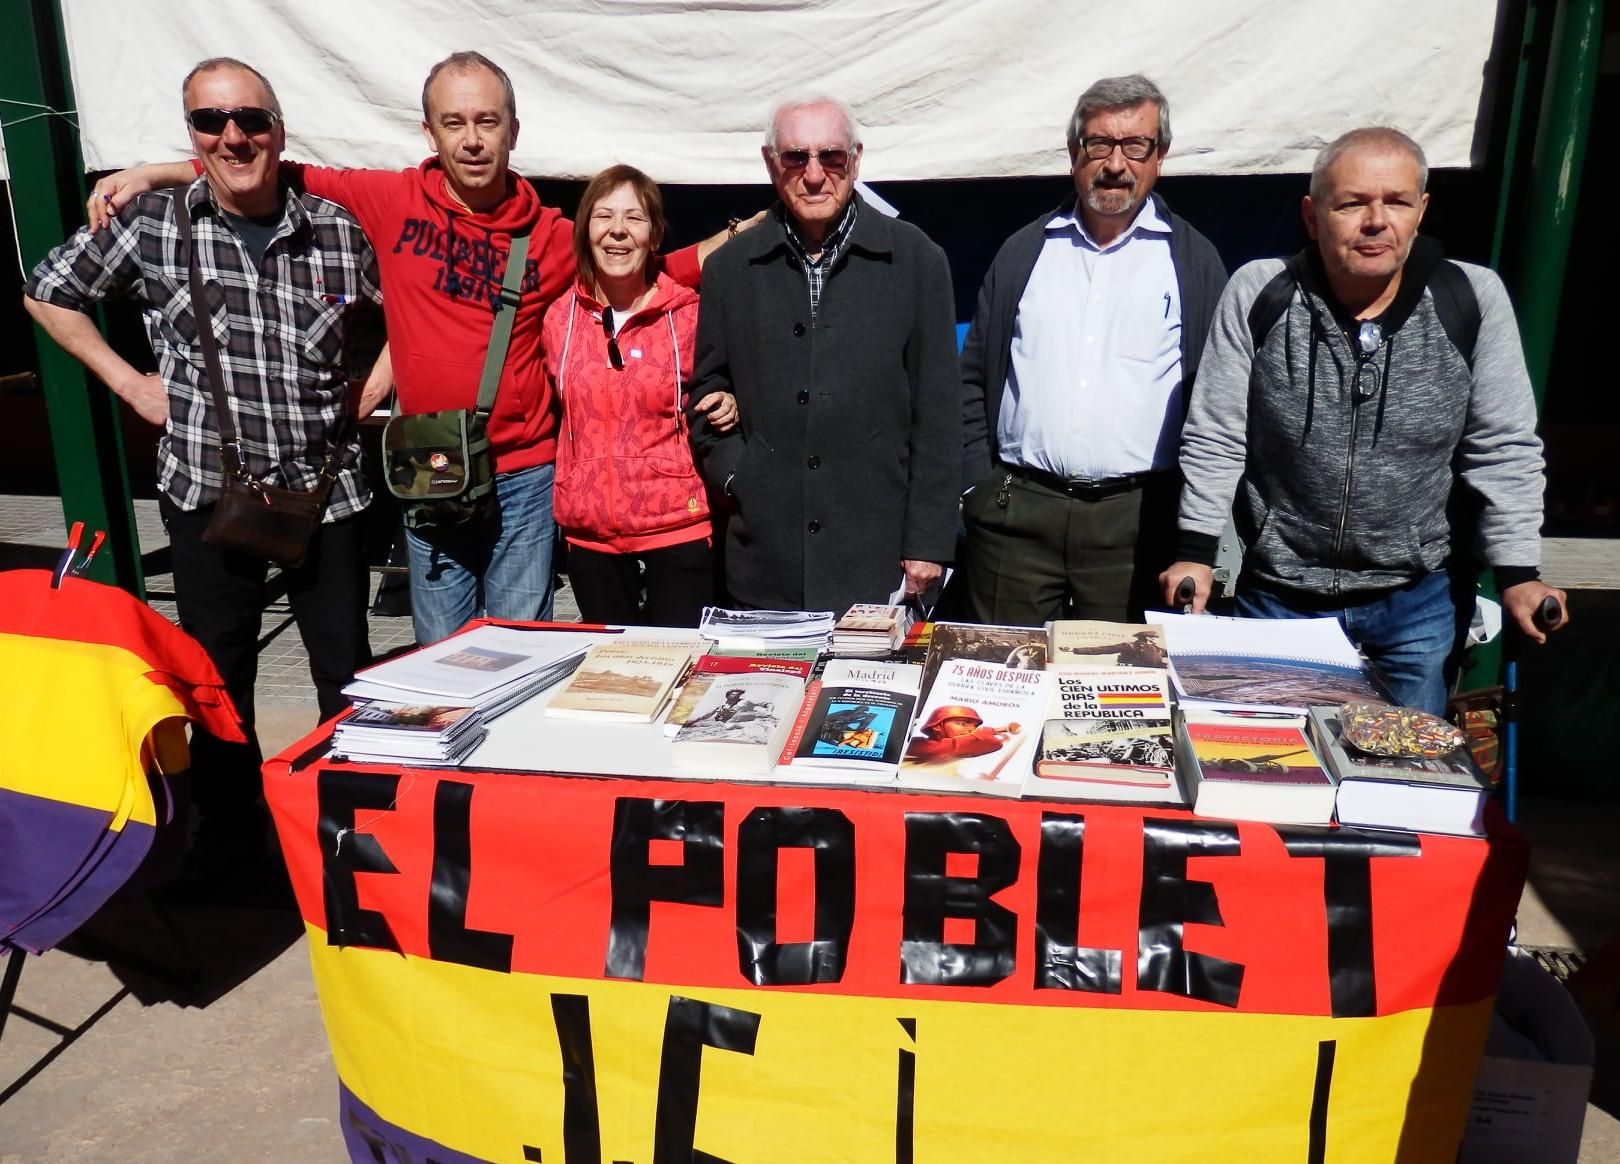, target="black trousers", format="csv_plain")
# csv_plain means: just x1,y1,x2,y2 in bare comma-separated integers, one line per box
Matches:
160,497,371,839
566,537,716,629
